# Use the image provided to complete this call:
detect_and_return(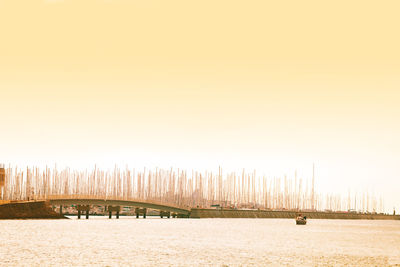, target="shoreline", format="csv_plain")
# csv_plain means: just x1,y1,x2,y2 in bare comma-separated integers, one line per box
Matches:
1,202,398,220
189,208,400,220
0,201,67,220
